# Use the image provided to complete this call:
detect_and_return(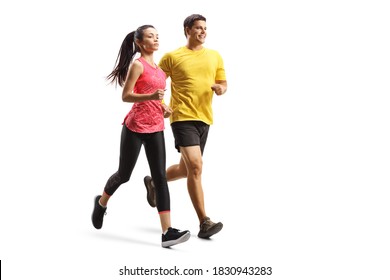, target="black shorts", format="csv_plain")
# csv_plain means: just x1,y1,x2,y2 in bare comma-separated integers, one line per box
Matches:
171,121,210,154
